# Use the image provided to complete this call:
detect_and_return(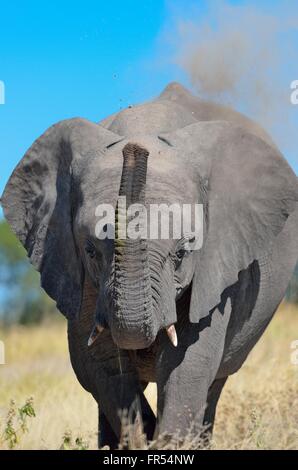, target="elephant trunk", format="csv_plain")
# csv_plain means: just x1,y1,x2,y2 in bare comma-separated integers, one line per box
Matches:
112,143,156,349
